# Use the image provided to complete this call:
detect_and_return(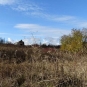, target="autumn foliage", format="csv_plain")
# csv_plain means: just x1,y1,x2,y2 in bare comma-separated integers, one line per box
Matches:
60,29,85,53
